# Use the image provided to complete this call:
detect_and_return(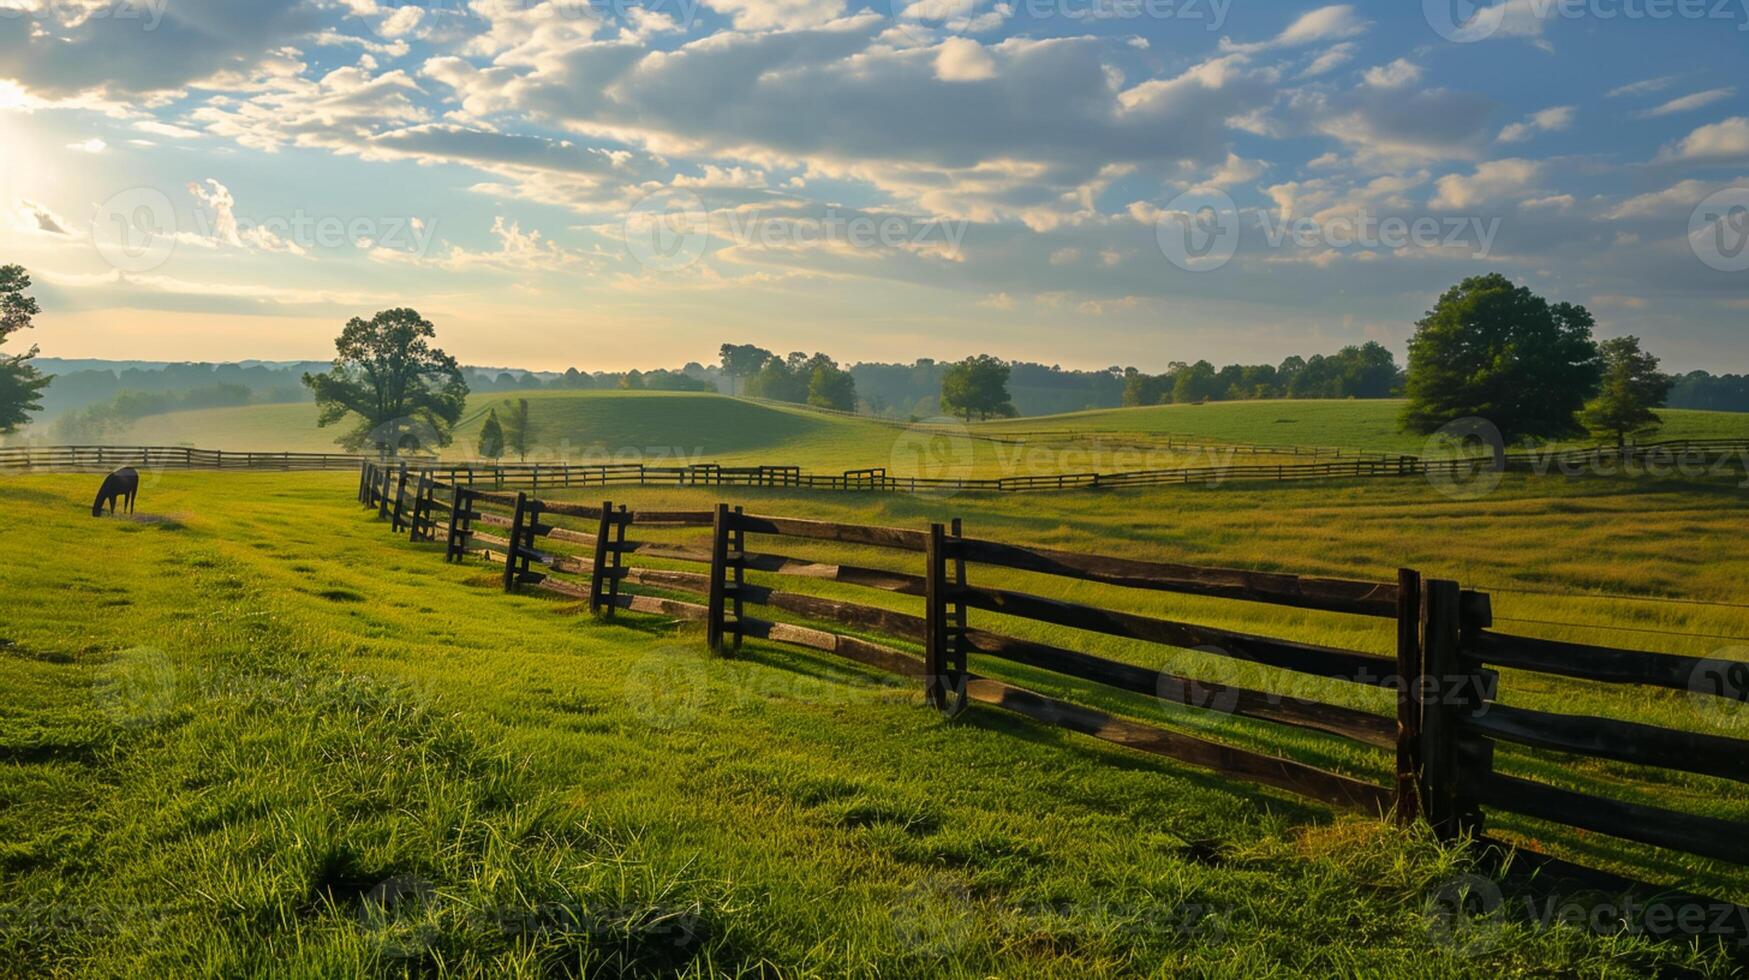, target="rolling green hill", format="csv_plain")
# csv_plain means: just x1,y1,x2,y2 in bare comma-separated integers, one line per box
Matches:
65,392,1749,474
973,399,1749,455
